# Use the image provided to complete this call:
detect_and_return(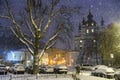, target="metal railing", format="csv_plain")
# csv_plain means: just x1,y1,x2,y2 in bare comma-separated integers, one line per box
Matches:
0,74,73,80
